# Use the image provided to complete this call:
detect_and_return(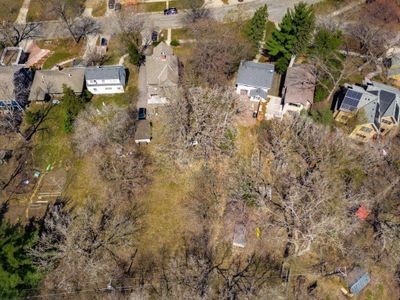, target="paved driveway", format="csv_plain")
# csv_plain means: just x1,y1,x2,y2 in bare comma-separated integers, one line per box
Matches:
137,65,148,109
